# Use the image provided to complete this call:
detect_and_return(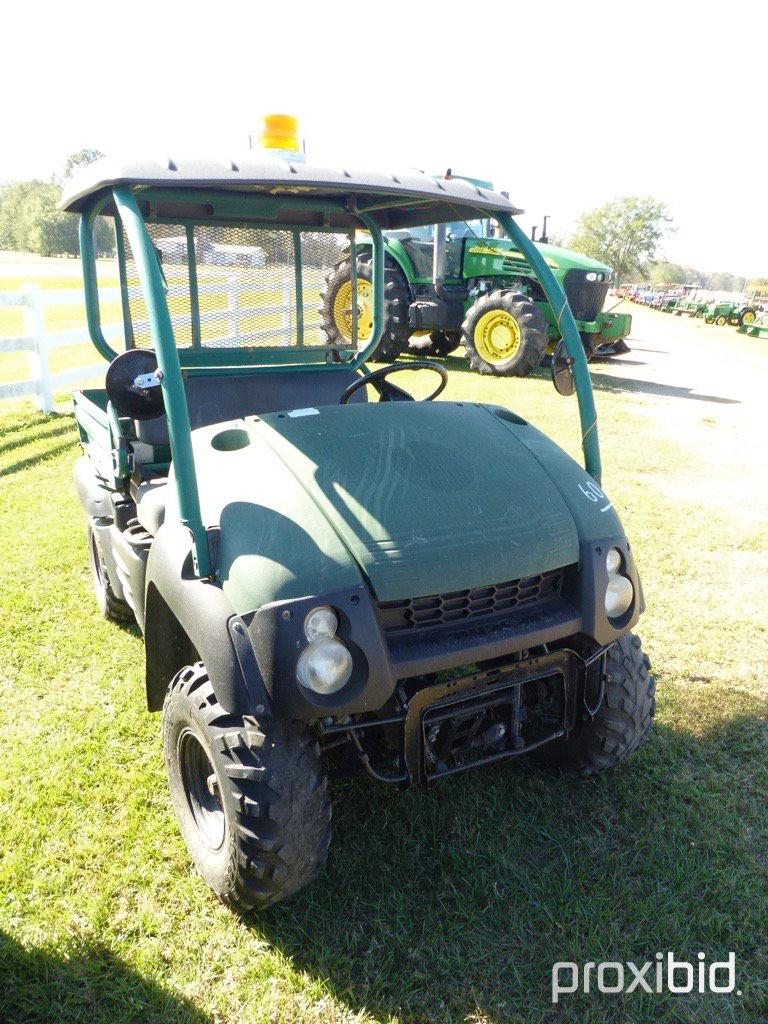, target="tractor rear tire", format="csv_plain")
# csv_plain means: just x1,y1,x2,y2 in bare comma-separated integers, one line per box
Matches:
738,309,757,327
532,632,655,775
86,521,133,622
462,290,549,377
321,257,409,362
163,663,331,912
